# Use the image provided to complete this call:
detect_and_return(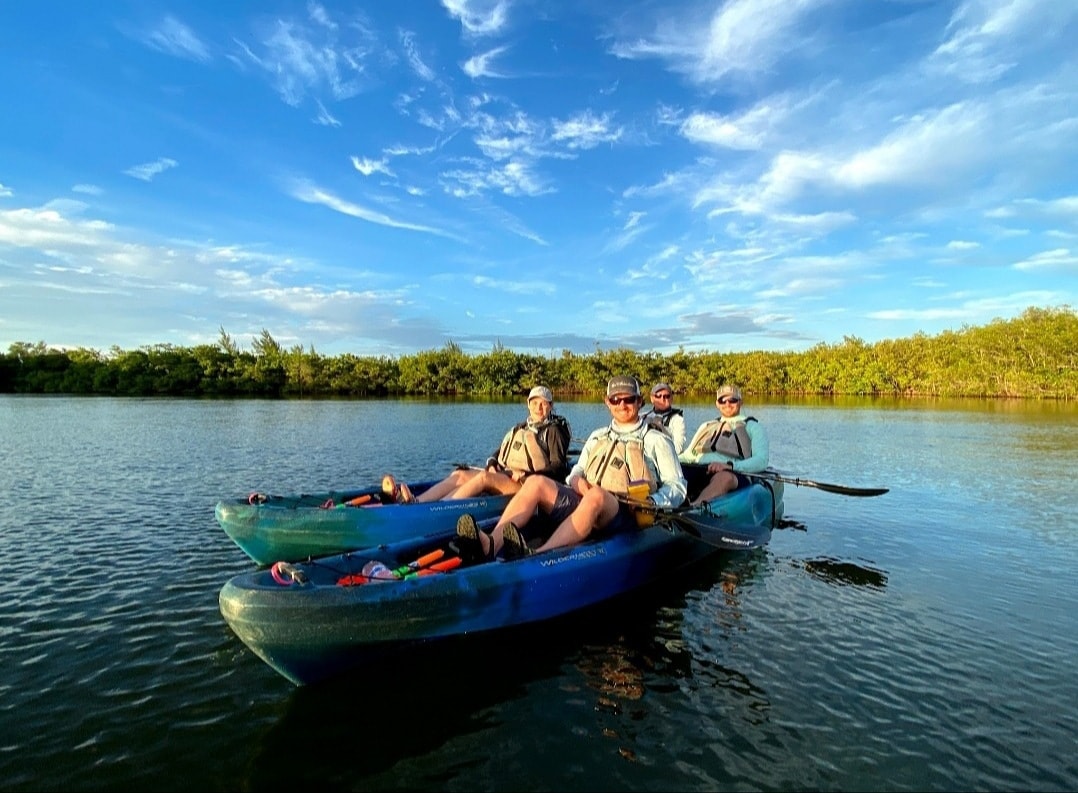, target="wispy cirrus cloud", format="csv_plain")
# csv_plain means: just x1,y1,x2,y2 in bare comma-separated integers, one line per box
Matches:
462,45,510,78
289,180,455,238
442,0,511,37
610,0,831,84
351,157,394,177
141,16,211,62
124,158,178,182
